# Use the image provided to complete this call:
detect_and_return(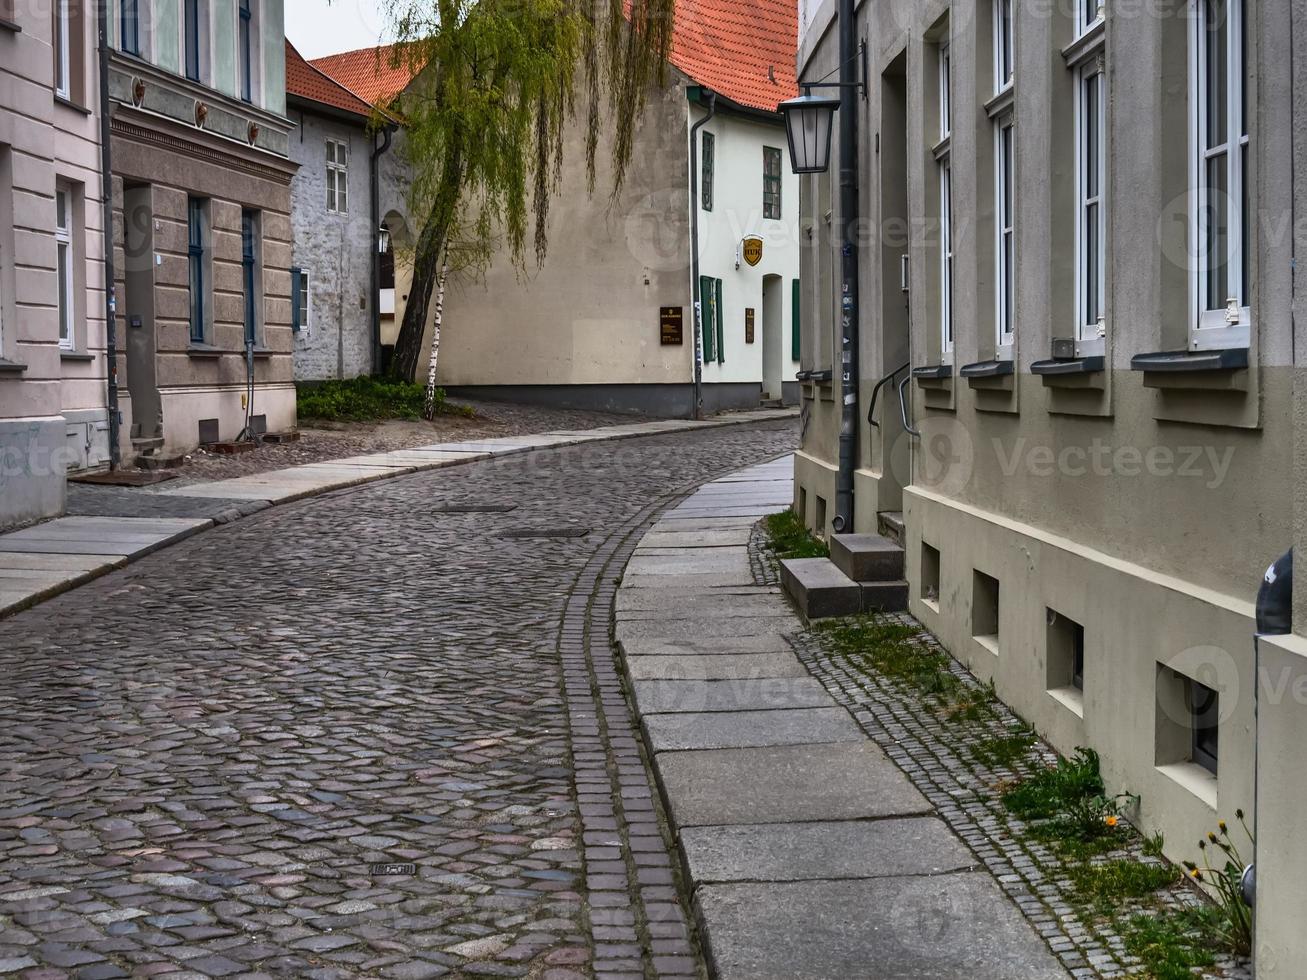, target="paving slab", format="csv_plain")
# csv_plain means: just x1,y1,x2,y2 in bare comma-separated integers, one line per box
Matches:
654,742,930,827
637,529,754,548
624,652,809,682
625,553,753,575
615,586,782,612
615,598,791,621
679,817,974,883
619,572,762,590
615,615,794,641
695,875,1069,980
631,677,835,715
644,707,862,751
618,634,795,656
